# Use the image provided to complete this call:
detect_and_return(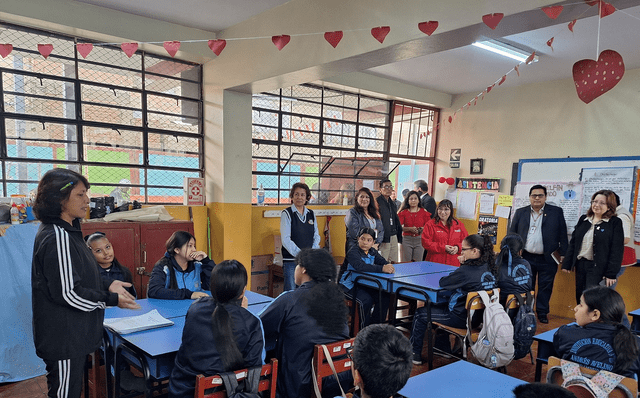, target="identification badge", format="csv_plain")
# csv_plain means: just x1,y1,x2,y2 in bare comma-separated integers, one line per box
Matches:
308,220,314,225
390,217,393,226
529,226,537,234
